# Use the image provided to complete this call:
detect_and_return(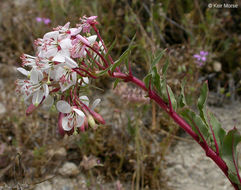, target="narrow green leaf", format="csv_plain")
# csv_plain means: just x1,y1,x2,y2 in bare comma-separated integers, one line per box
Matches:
111,34,136,72
104,37,117,60
198,82,208,115
209,112,226,151
197,82,209,129
151,66,161,93
113,78,120,89
181,109,210,142
96,67,111,76
167,85,177,111
143,73,152,89
221,128,241,186
178,79,187,108
151,49,165,68
162,58,169,76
